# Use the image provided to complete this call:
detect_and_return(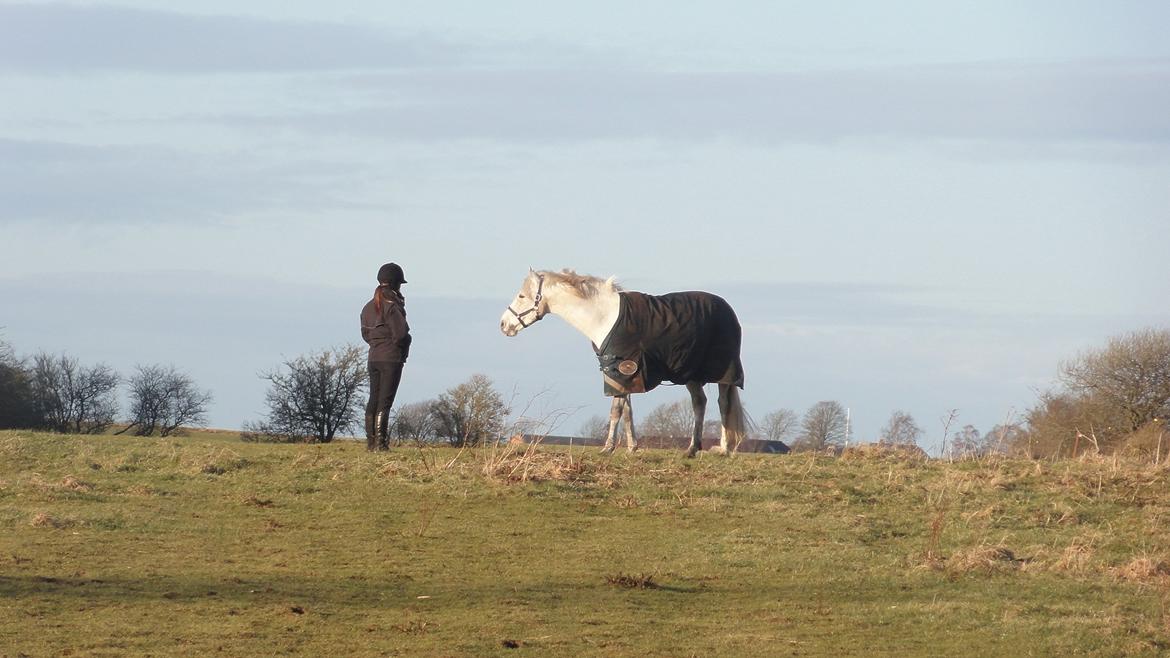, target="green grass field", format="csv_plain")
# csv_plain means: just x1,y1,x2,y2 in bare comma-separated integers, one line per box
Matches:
2,430,1169,656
